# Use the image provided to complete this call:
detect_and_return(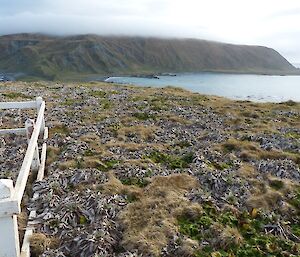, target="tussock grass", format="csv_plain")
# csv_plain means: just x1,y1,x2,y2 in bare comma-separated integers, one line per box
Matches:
247,177,299,214
101,173,201,256
49,123,70,137
30,233,59,256
219,138,299,163
117,125,159,141
1,92,32,99
46,146,61,166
